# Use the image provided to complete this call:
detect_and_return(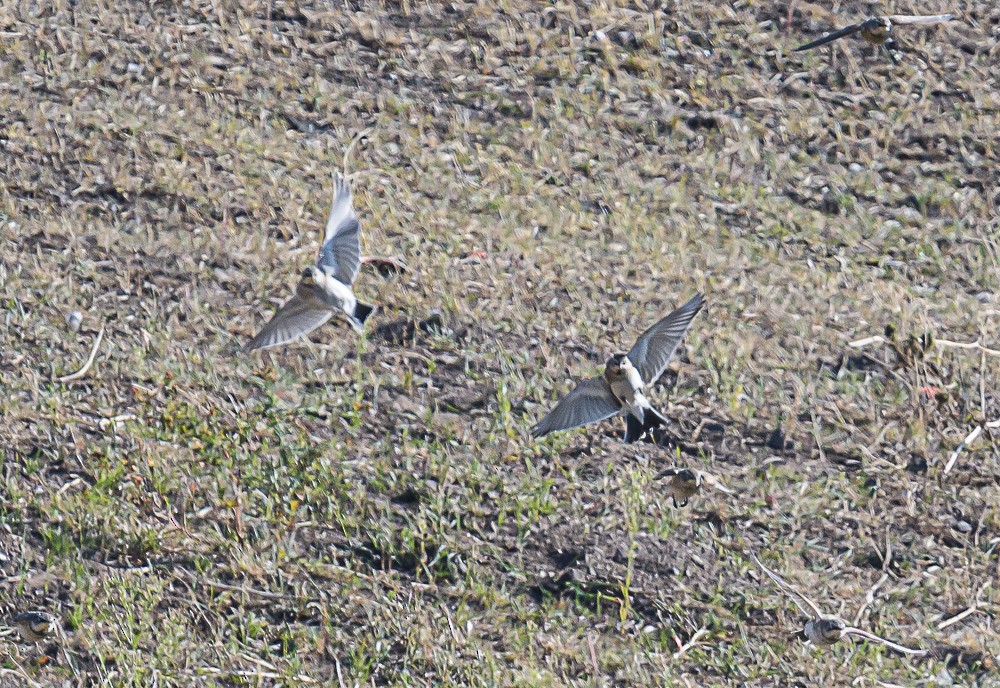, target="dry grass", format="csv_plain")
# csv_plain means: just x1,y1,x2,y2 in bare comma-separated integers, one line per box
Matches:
1,0,999,685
